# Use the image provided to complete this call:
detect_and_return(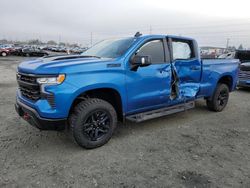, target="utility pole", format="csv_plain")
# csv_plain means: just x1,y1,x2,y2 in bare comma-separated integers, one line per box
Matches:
226,38,230,51
59,35,61,44
90,32,93,47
